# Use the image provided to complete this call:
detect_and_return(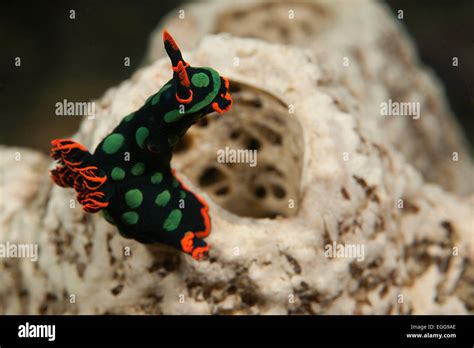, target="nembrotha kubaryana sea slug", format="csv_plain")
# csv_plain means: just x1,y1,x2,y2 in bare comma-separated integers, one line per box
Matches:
49,31,233,260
